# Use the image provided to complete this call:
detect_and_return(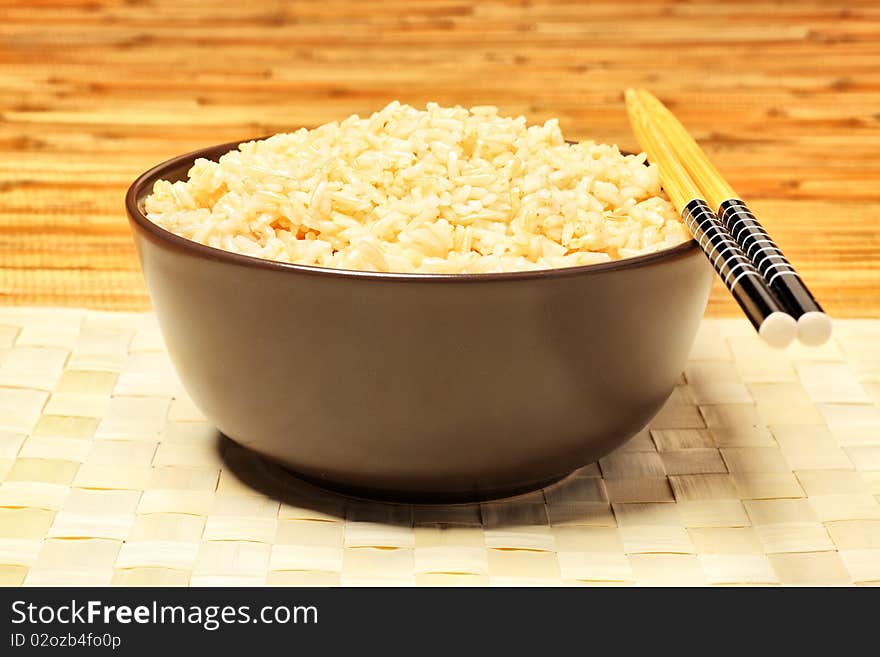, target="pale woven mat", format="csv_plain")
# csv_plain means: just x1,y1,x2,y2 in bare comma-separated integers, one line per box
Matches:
1,308,879,587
